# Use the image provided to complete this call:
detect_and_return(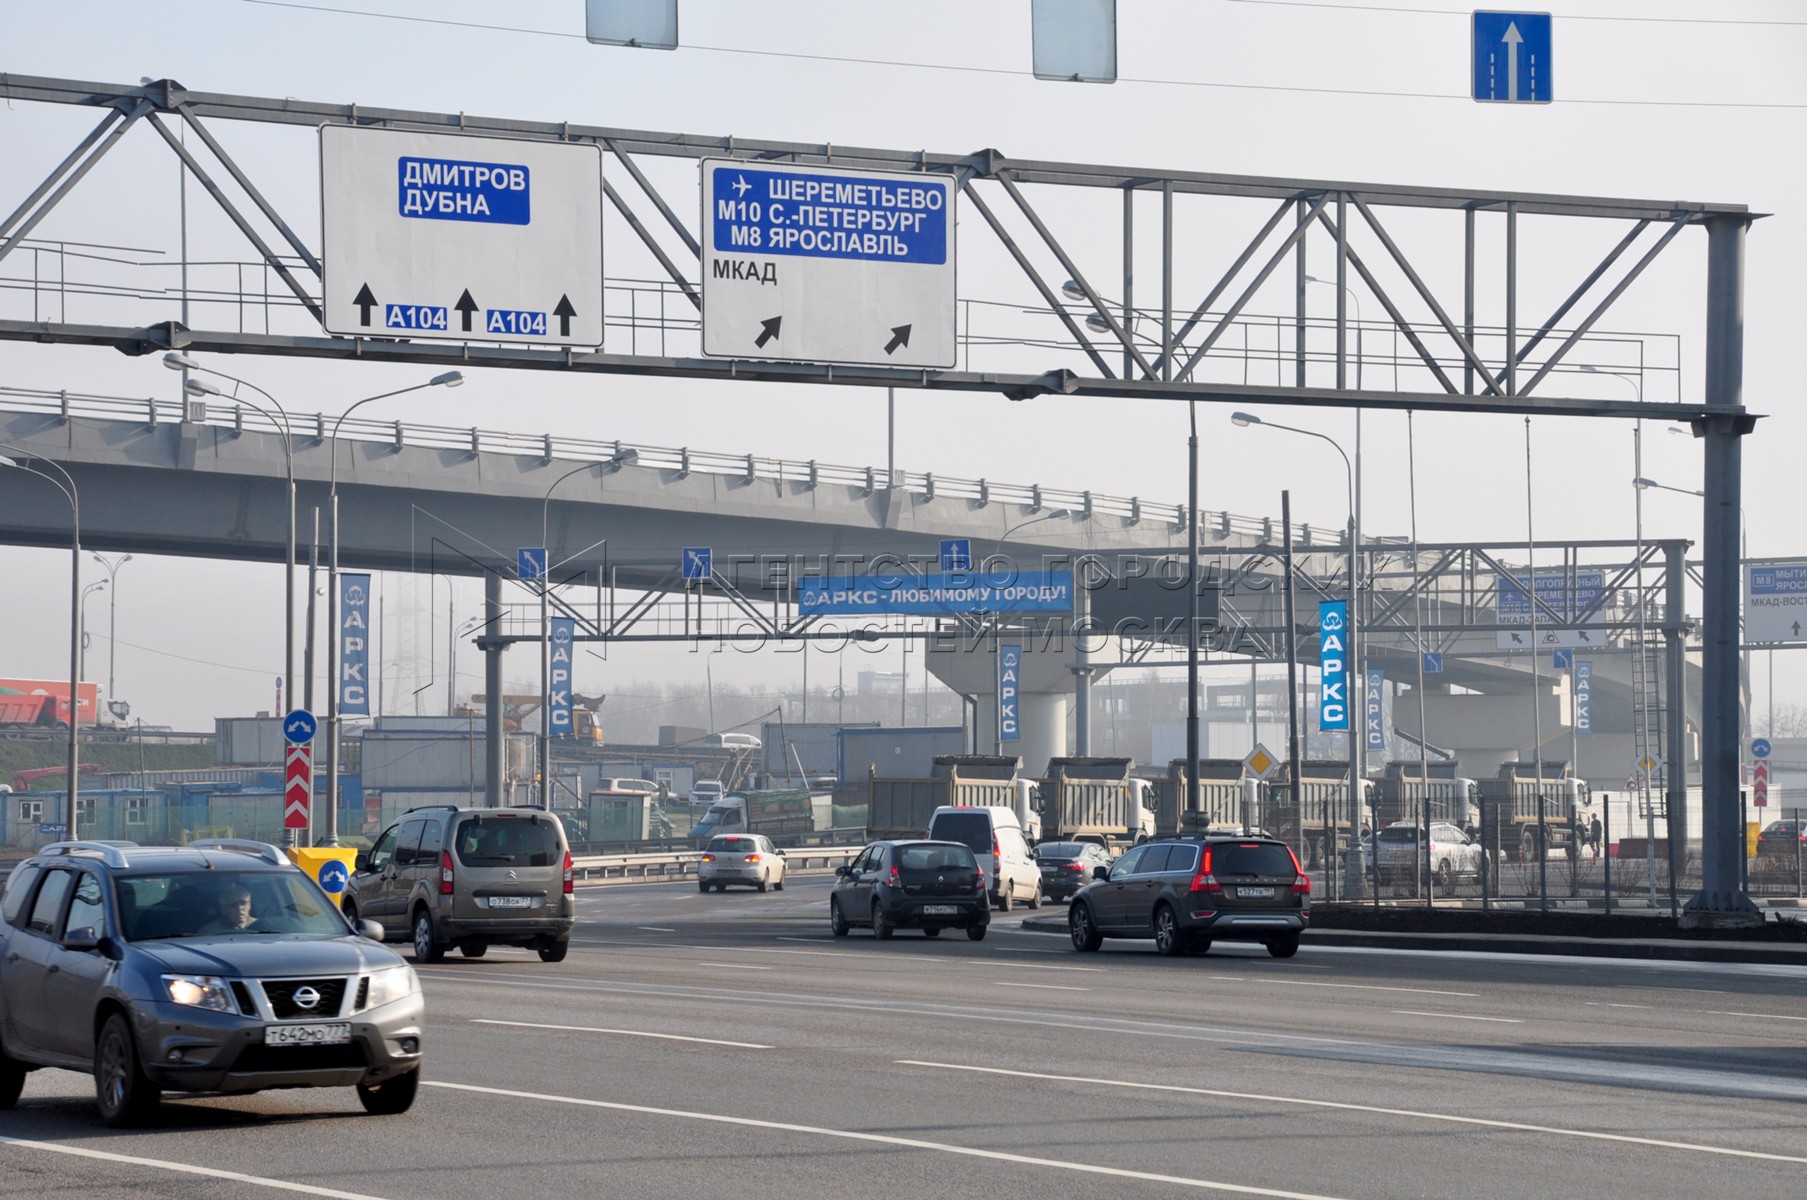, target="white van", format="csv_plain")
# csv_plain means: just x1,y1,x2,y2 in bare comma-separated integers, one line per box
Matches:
925,806,1041,912
704,732,762,750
